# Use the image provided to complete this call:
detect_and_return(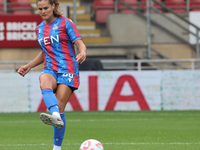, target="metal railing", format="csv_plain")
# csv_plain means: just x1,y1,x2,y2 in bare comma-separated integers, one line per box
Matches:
101,58,200,70
151,0,200,58
0,59,200,72
113,0,200,69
